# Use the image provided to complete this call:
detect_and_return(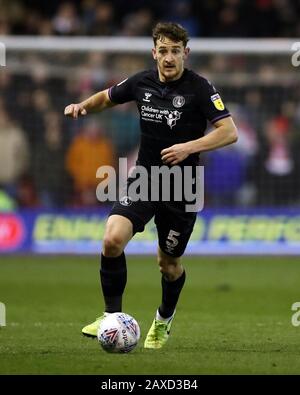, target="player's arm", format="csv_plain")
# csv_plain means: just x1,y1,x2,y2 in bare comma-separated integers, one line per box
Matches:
64,89,116,119
187,116,238,153
161,116,238,166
